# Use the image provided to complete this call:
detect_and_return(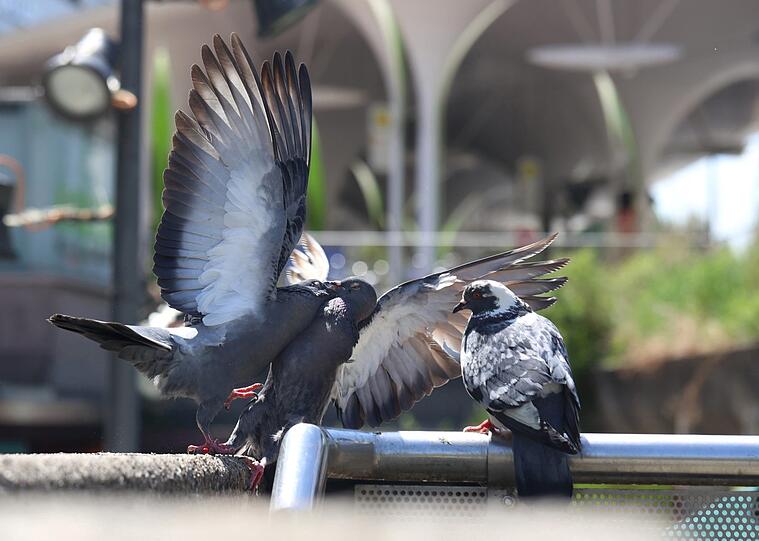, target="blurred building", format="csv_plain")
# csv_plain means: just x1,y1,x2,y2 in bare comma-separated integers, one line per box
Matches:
1,0,759,450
